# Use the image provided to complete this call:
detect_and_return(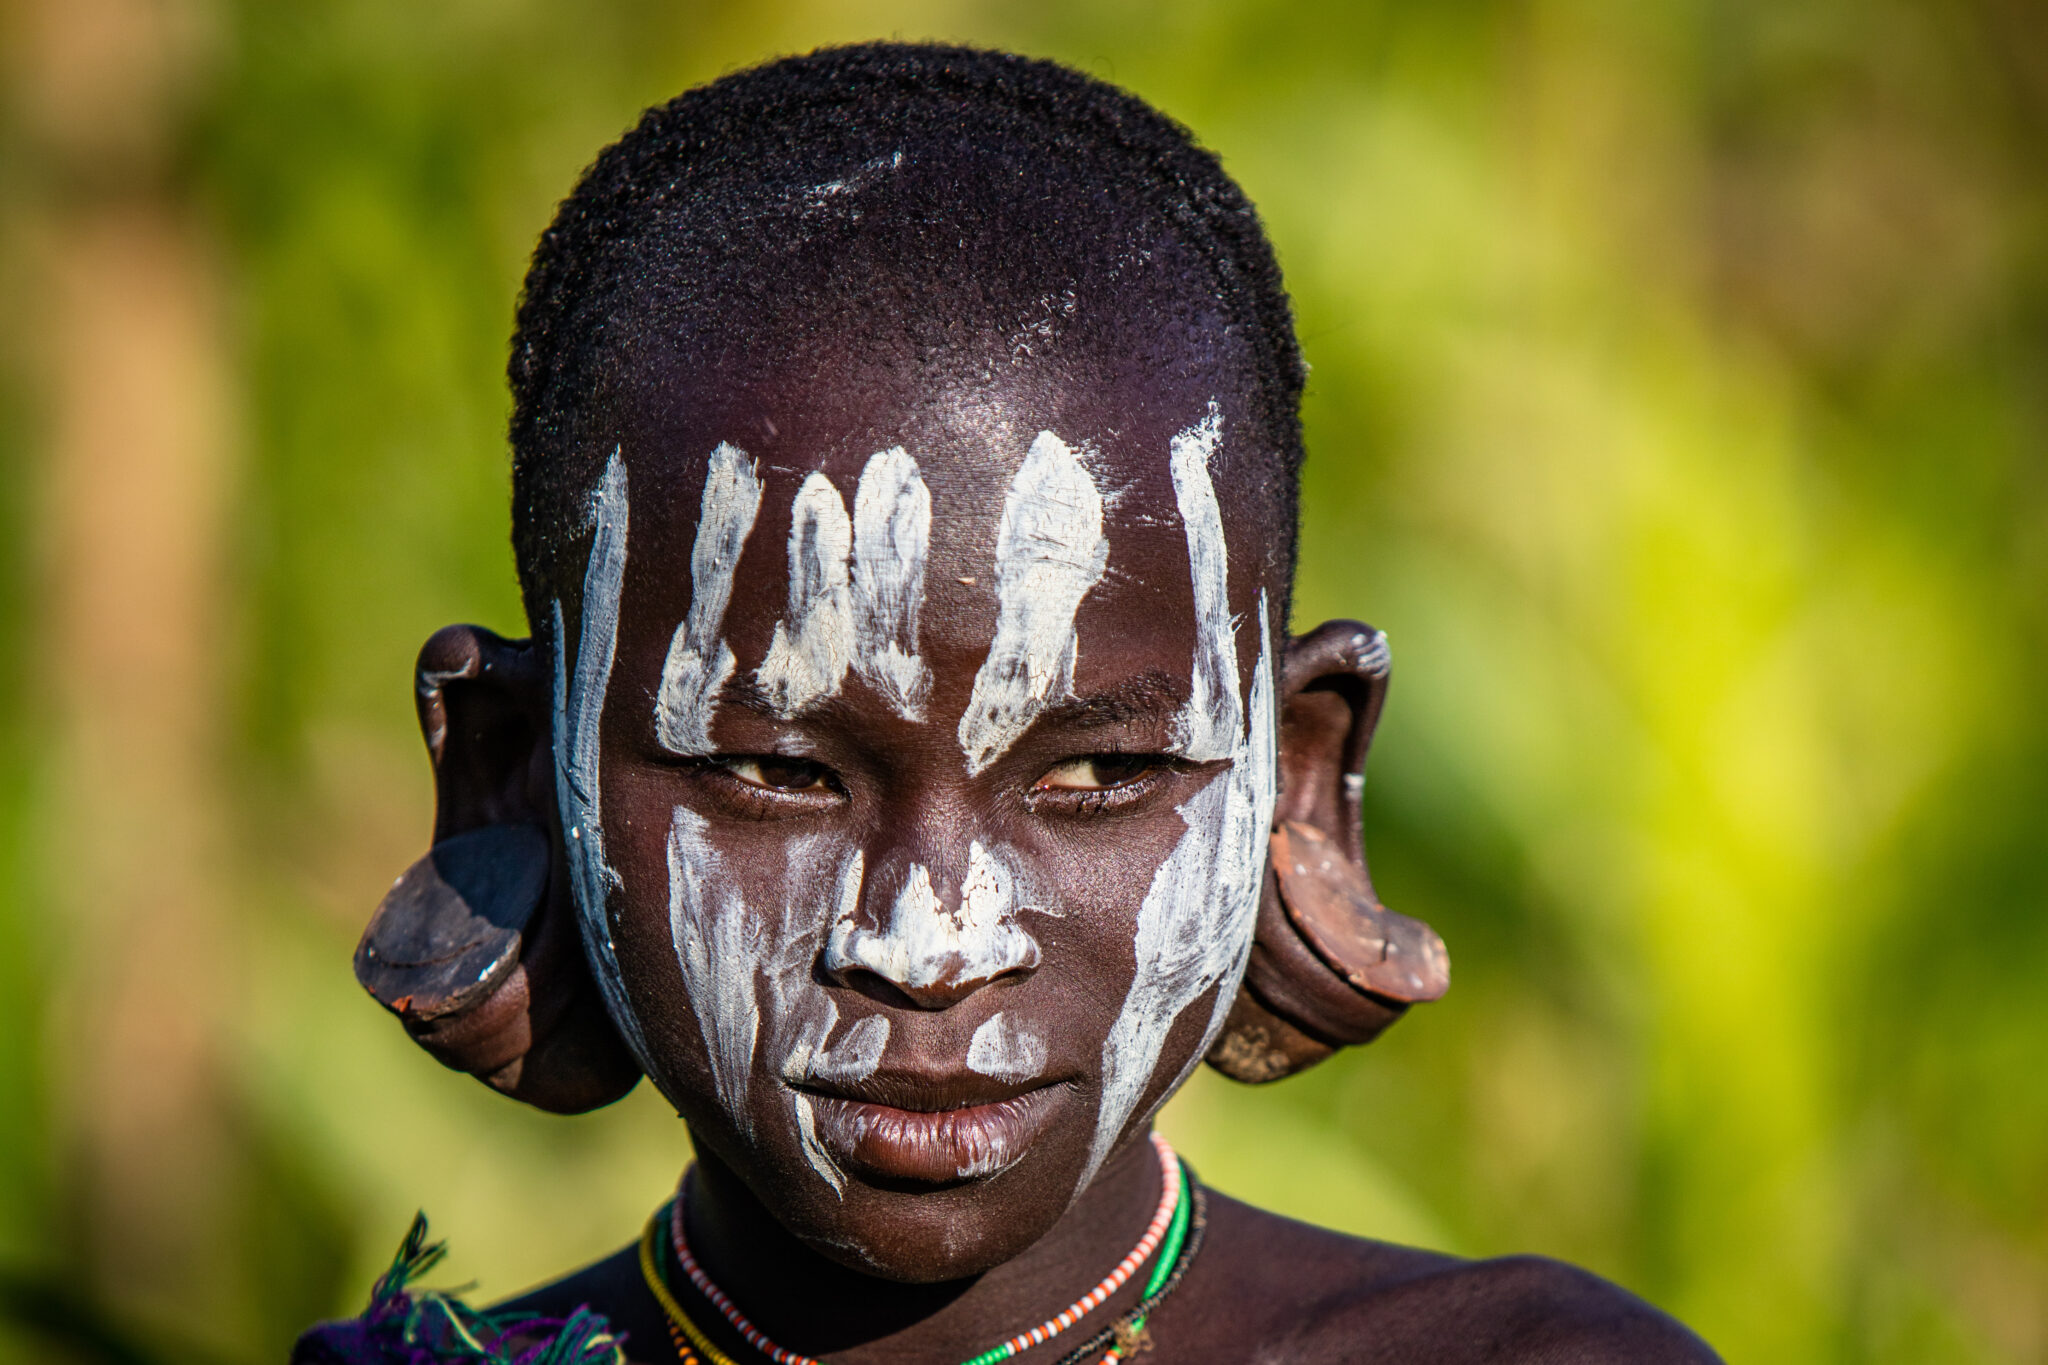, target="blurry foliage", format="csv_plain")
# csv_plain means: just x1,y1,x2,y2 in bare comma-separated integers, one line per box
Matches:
2,0,2046,1361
